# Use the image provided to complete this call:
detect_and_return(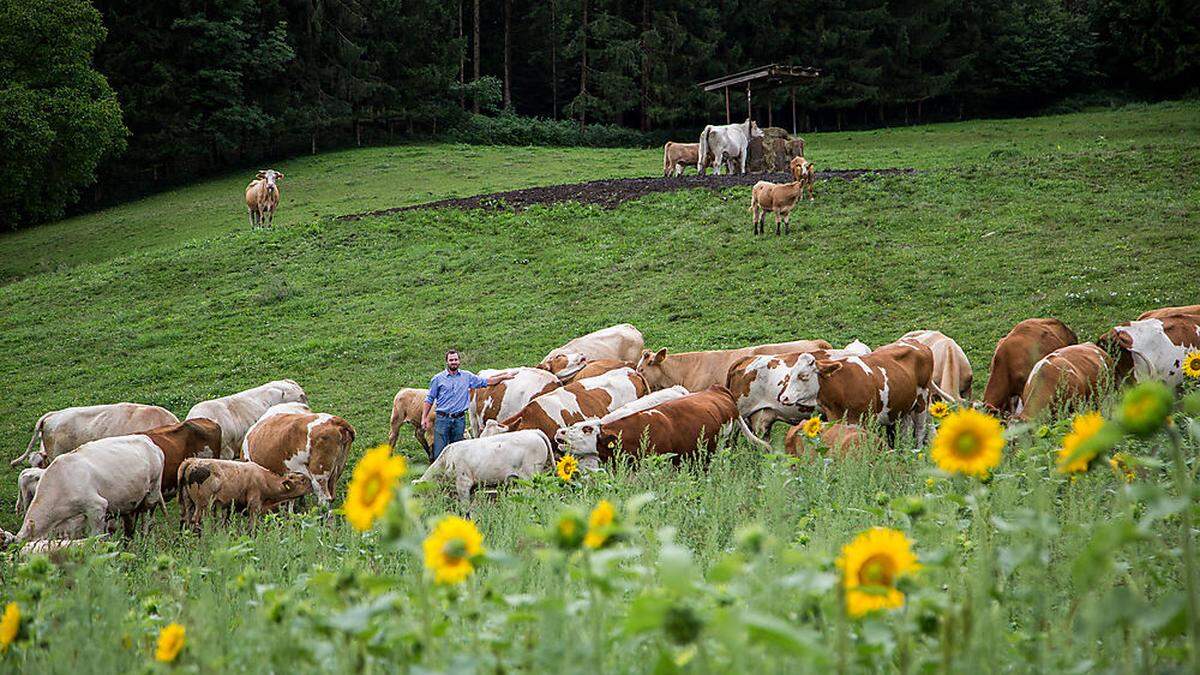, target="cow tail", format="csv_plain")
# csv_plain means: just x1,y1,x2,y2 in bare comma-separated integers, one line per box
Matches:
11,413,50,466
928,380,955,403
697,126,712,173
735,416,776,453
